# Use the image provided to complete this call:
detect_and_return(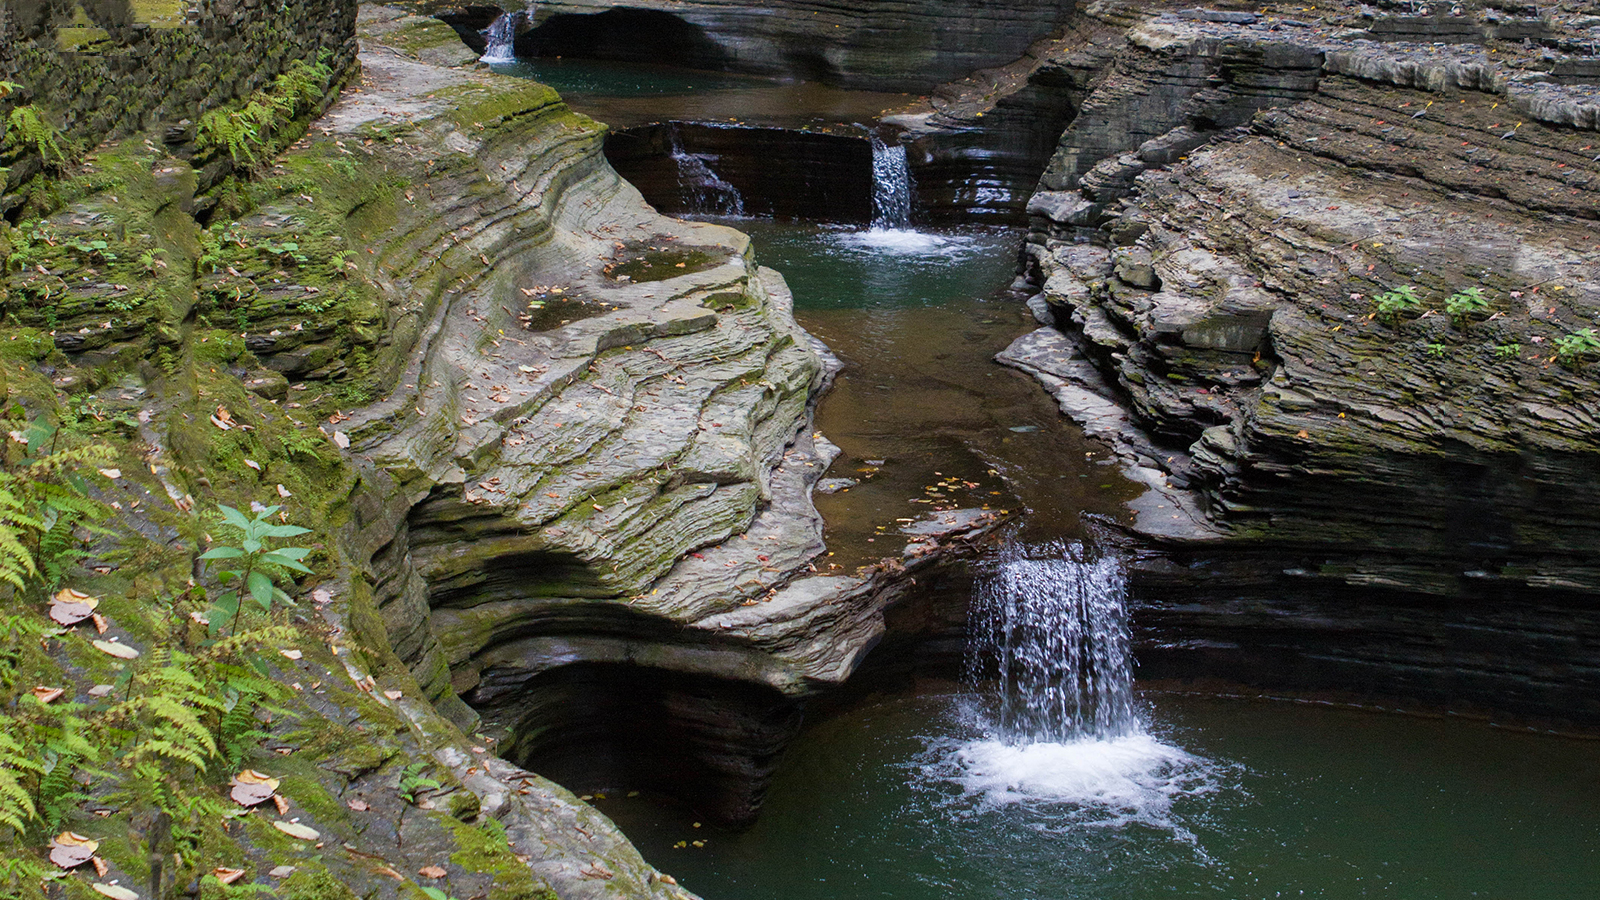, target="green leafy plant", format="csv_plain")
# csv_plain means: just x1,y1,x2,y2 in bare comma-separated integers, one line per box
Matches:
1425,342,1449,359
1554,327,1600,369
138,247,167,275
1373,285,1422,325
1494,342,1522,361
199,504,312,637
1444,287,1490,327
0,420,112,595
